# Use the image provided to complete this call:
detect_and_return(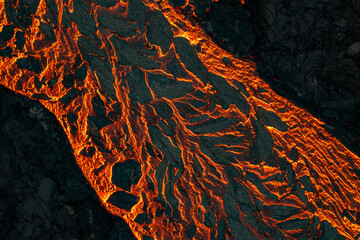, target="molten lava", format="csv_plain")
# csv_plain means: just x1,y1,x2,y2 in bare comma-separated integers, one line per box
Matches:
0,0,360,239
